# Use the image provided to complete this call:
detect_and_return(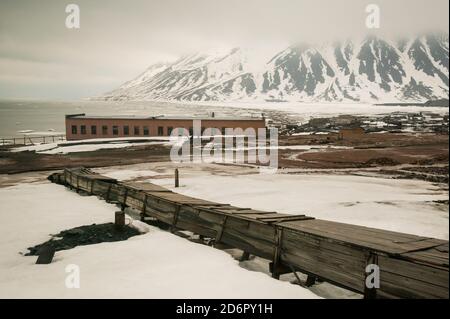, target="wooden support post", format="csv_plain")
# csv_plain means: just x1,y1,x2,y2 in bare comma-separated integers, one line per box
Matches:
141,194,148,221
215,215,228,243
36,246,55,264
105,184,112,202
269,261,290,278
76,175,80,193
170,205,181,232
305,275,317,287
121,188,128,210
239,251,251,262
115,211,125,229
271,227,283,279
364,253,379,299
90,180,95,195
175,168,179,188
287,264,303,285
